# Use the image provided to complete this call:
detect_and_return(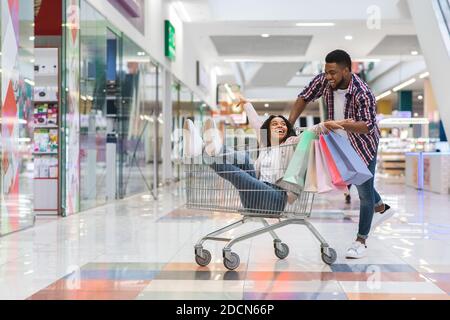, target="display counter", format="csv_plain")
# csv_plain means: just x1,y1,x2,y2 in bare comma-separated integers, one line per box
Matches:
379,138,439,176
405,152,450,194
